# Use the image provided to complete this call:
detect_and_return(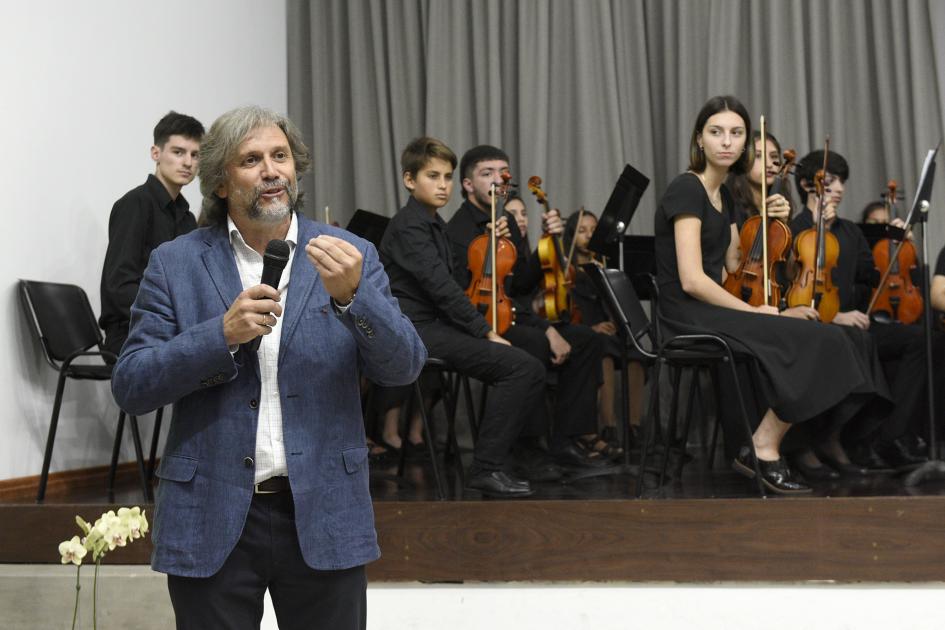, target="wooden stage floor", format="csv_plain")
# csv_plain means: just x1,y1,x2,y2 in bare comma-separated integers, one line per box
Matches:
4,451,945,582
